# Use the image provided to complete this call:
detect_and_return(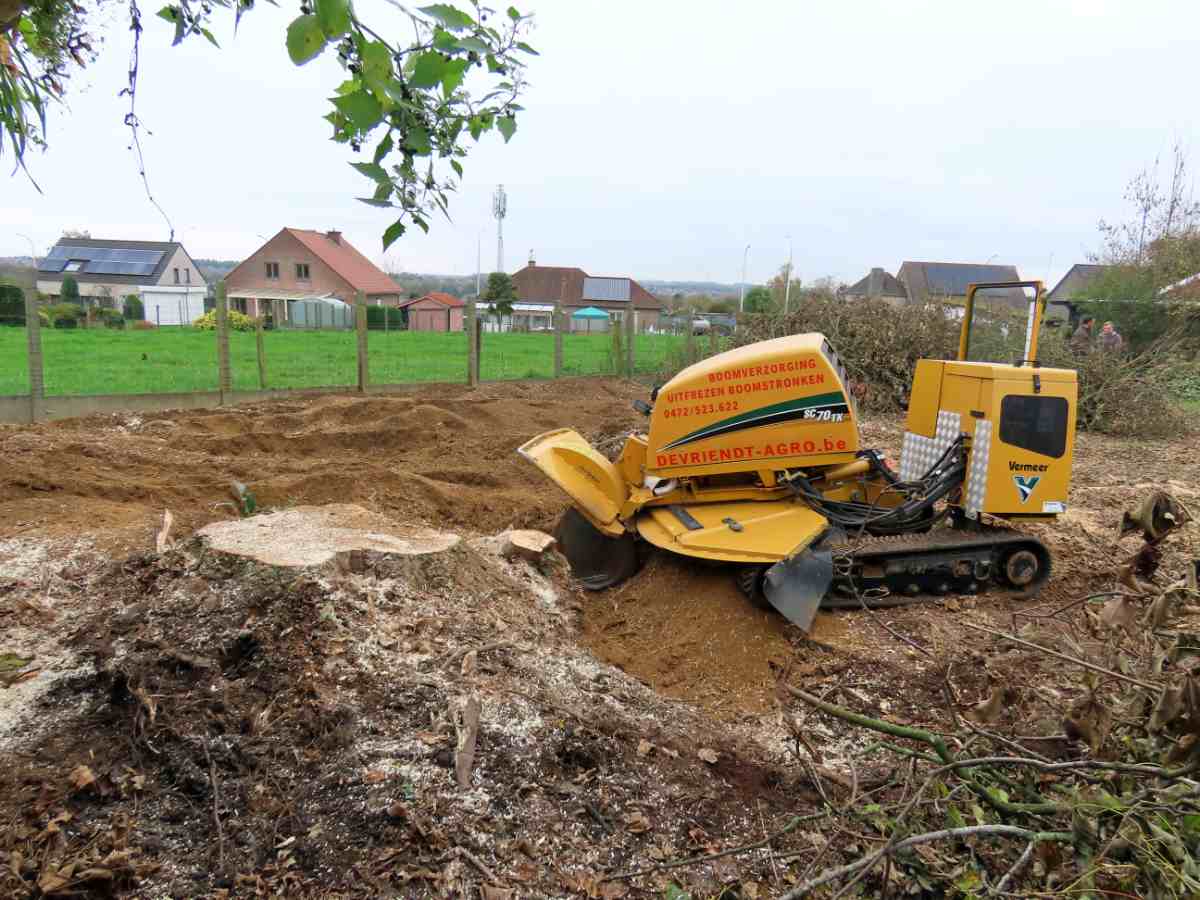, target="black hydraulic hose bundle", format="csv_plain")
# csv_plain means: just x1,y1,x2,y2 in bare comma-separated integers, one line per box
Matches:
784,435,968,535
